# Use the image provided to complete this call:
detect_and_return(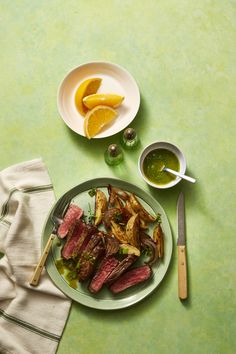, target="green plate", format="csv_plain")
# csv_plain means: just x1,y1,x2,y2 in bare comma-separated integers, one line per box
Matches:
42,178,173,310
